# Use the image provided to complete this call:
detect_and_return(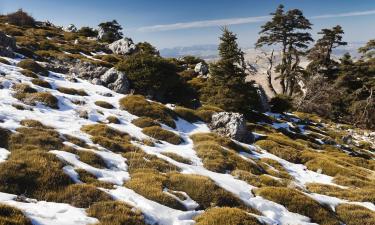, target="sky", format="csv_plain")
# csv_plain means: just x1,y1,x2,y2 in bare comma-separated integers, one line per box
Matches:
0,0,374,49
